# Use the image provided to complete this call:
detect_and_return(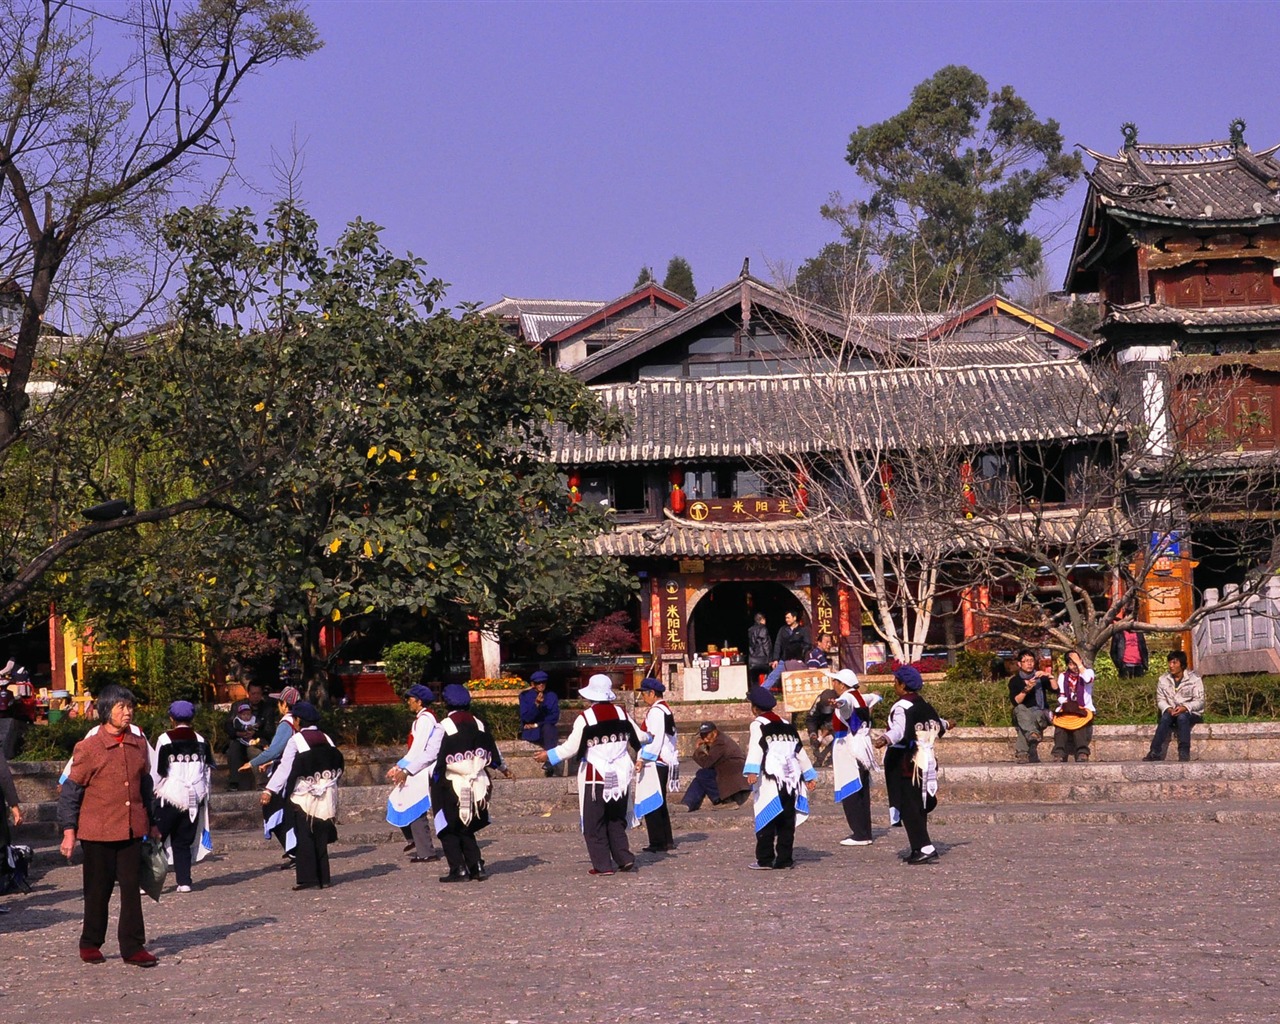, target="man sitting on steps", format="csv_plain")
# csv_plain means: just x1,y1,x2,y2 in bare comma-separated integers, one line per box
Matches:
1143,651,1204,763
